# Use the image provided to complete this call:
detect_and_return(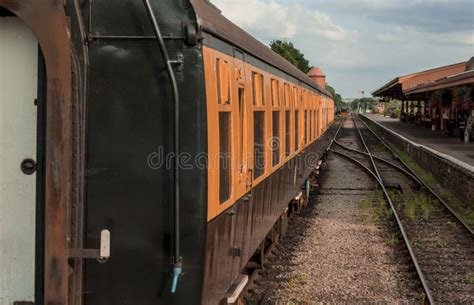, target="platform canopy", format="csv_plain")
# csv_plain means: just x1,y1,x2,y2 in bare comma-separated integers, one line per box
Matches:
405,59,474,100
372,76,411,100
372,60,469,100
